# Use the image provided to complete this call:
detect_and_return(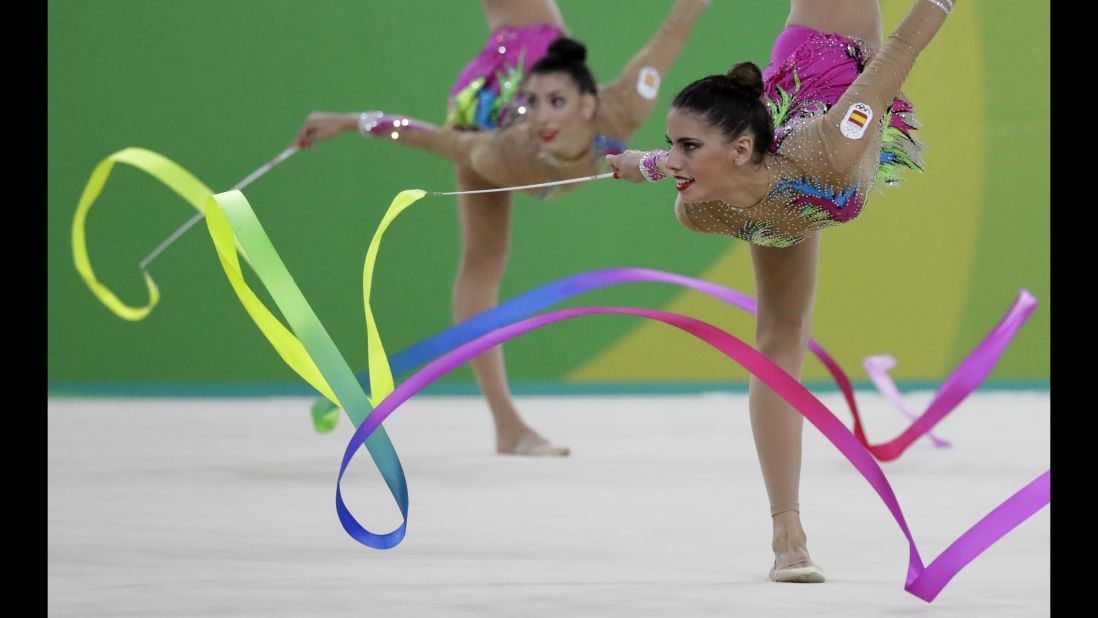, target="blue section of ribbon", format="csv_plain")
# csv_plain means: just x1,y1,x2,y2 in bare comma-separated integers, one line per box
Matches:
389,273,593,378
